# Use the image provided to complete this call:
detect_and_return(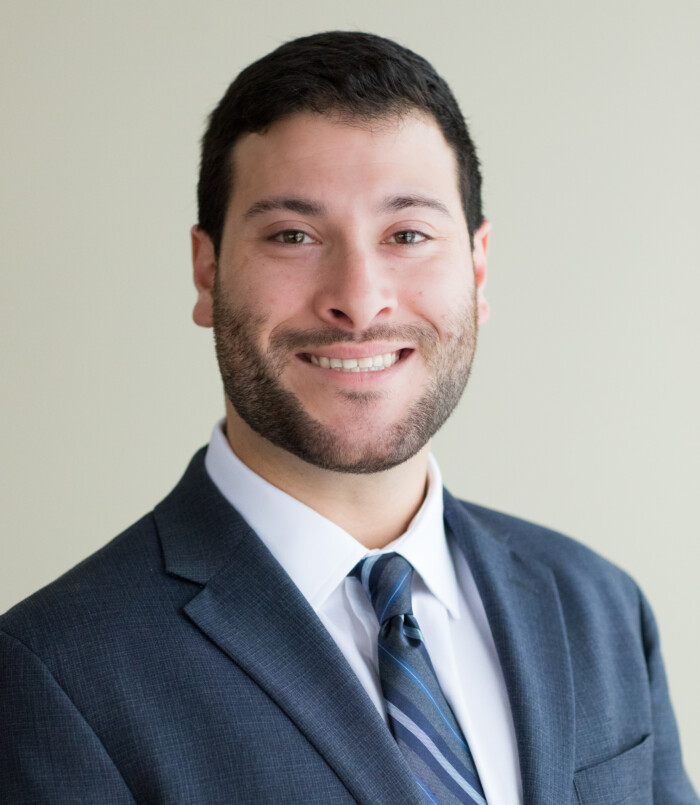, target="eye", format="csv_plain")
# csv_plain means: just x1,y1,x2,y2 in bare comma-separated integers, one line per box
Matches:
391,230,430,245
271,229,314,245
